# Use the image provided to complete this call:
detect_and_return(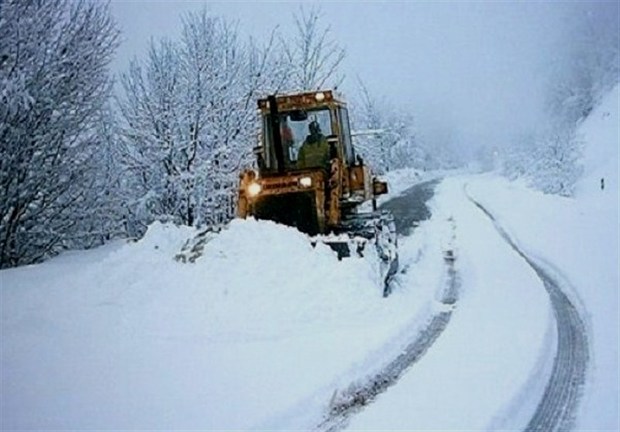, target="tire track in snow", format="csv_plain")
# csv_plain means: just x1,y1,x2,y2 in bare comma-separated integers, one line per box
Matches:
467,193,589,432
315,180,456,431
316,257,460,432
